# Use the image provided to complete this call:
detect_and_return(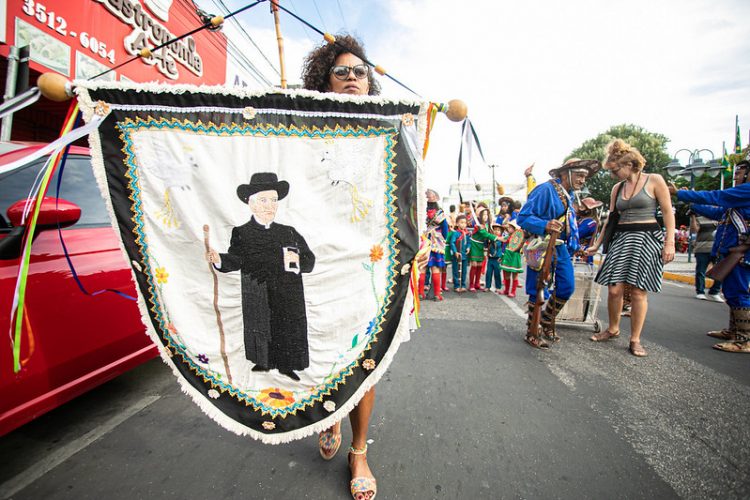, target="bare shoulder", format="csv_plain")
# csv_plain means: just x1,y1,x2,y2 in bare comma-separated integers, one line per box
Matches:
648,173,667,187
